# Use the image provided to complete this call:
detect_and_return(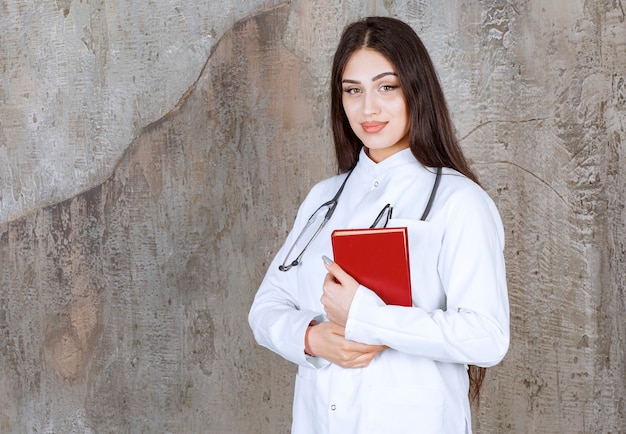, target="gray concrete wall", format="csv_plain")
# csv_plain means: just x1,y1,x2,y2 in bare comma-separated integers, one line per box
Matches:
1,1,624,432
